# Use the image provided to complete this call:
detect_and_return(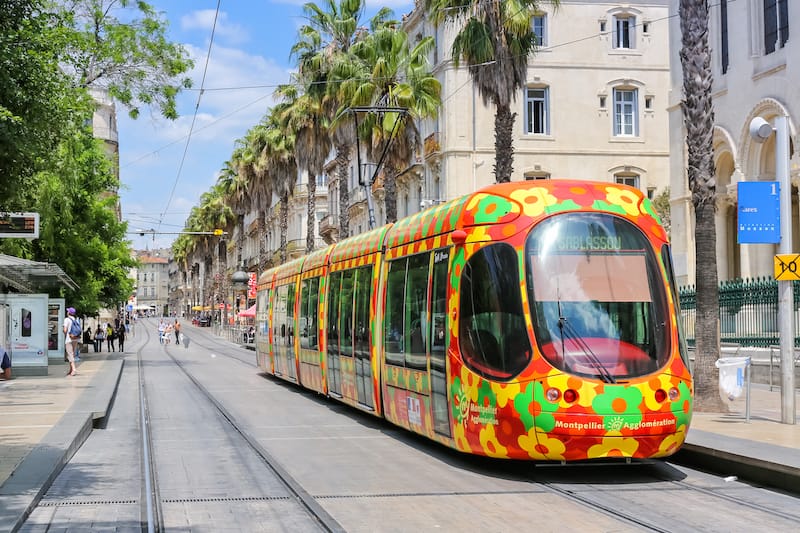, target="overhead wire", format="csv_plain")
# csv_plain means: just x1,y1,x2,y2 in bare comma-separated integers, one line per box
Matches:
131,0,707,242
155,0,222,234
